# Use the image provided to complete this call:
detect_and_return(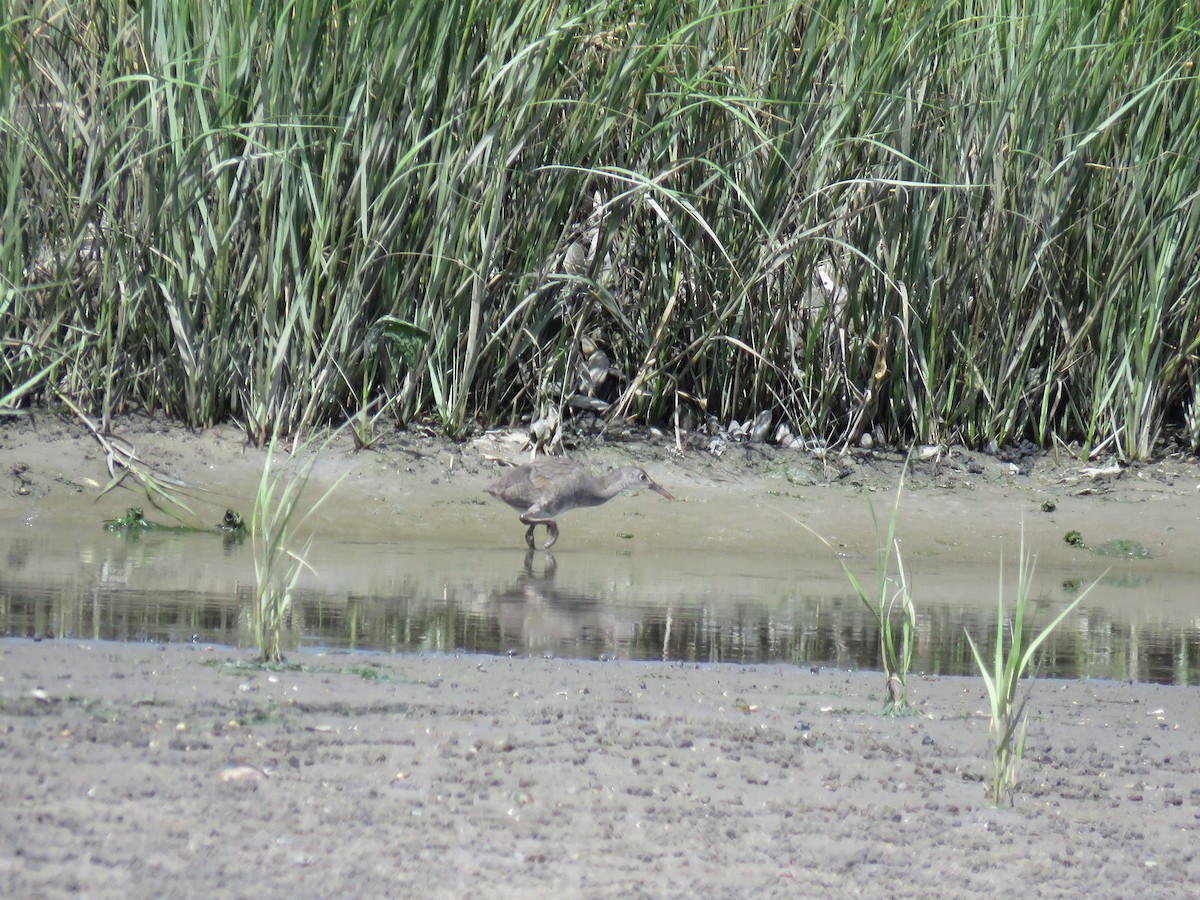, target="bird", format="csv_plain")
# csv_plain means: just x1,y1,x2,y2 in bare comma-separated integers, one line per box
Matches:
485,457,674,549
